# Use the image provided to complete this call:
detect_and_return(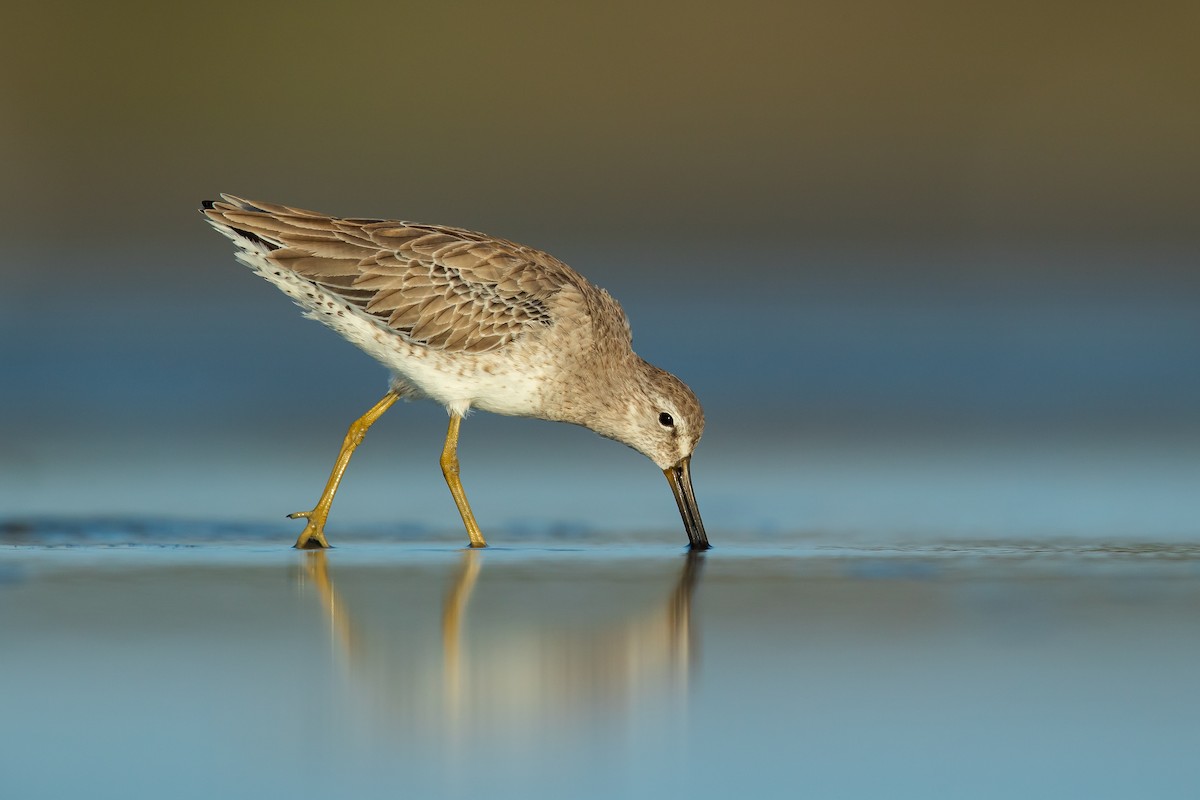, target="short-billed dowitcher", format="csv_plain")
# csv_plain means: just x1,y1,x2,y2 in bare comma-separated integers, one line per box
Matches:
201,196,708,550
